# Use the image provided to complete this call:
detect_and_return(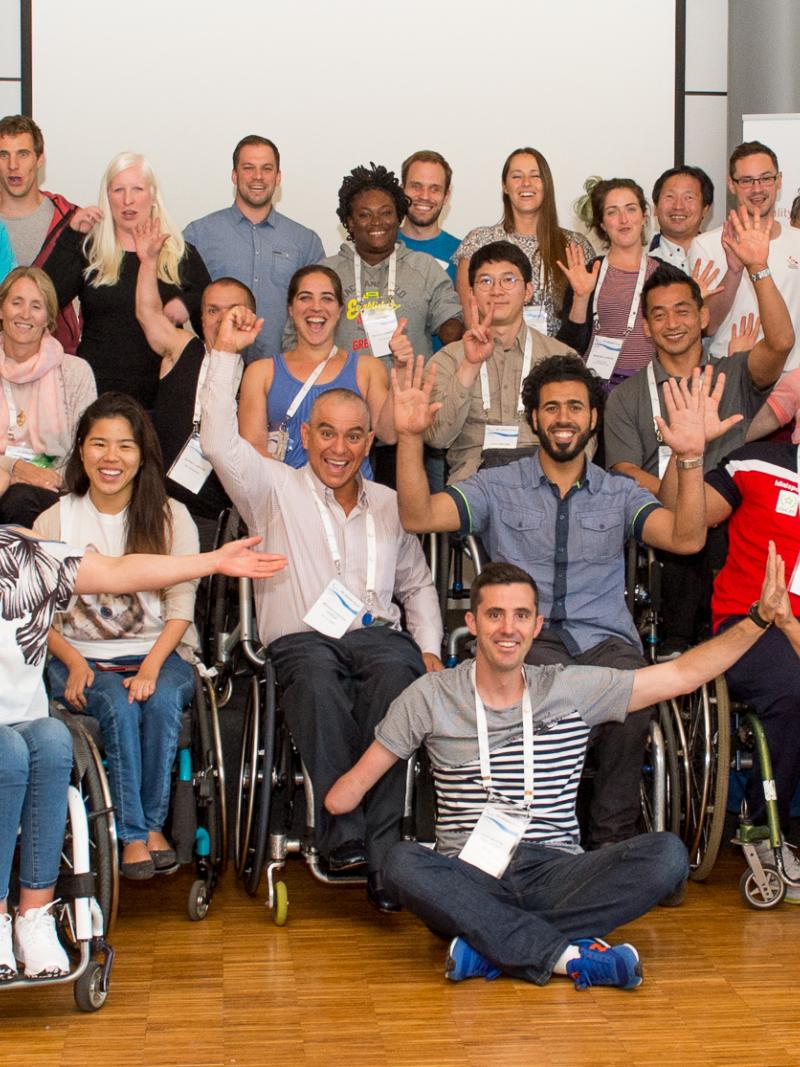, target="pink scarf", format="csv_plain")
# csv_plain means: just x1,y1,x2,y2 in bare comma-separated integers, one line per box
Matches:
0,333,66,454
